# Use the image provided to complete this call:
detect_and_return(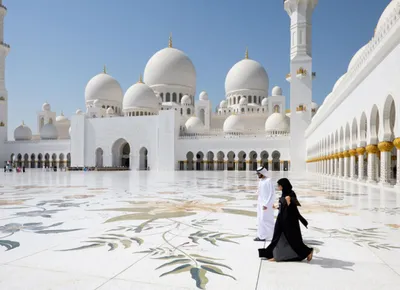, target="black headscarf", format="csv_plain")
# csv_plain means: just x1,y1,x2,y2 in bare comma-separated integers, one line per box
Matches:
277,178,301,206
277,178,293,197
